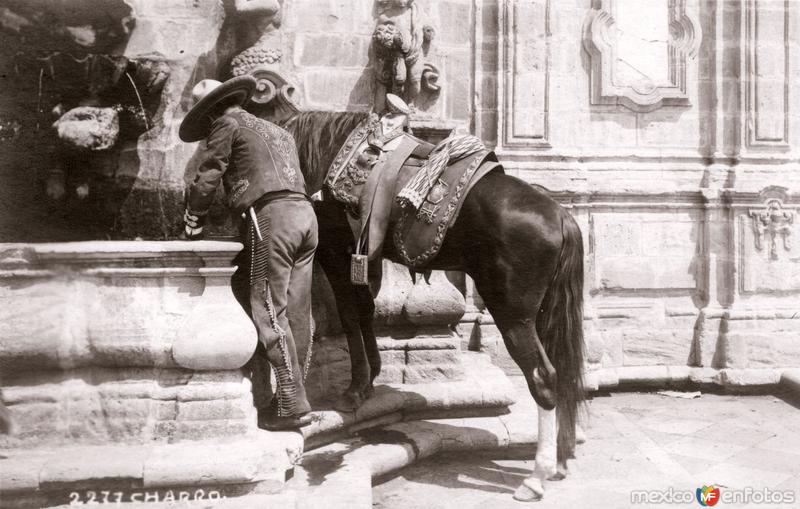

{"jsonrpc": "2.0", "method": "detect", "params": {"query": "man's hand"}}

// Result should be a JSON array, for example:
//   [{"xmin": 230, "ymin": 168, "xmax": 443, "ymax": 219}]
[{"xmin": 182, "ymin": 209, "xmax": 206, "ymax": 240}]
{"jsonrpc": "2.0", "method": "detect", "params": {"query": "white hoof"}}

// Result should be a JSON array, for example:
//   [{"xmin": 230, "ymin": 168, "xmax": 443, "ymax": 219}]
[
  {"xmin": 513, "ymin": 477, "xmax": 545, "ymax": 502},
  {"xmin": 549, "ymin": 462, "xmax": 567, "ymax": 481}
]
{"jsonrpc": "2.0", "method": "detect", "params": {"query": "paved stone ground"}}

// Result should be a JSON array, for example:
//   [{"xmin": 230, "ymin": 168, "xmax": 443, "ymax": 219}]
[{"xmin": 373, "ymin": 376, "xmax": 800, "ymax": 509}]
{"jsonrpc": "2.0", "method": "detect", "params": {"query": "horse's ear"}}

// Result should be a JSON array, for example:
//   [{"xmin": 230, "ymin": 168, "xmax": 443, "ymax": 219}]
[{"xmin": 247, "ymin": 67, "xmax": 301, "ymax": 123}]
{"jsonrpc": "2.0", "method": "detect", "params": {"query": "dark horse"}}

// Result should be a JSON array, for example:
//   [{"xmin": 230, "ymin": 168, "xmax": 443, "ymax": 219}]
[{"xmin": 280, "ymin": 112, "xmax": 585, "ymax": 499}]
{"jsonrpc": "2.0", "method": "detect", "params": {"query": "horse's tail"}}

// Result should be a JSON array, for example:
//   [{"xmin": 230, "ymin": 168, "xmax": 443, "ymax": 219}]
[{"xmin": 536, "ymin": 209, "xmax": 585, "ymax": 461}]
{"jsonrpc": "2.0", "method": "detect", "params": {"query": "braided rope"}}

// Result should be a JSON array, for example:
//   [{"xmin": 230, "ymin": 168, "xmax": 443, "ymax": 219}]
[{"xmin": 396, "ymin": 135, "xmax": 485, "ymax": 209}]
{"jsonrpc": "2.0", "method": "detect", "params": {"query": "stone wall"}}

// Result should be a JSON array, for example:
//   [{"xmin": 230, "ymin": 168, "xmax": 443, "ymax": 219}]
[
  {"xmin": 479, "ymin": 0, "xmax": 800, "ymax": 381},
  {"xmin": 1, "ymin": 0, "xmax": 797, "ymax": 381},
  {"xmin": 0, "ymin": 0, "xmax": 475, "ymax": 241}
]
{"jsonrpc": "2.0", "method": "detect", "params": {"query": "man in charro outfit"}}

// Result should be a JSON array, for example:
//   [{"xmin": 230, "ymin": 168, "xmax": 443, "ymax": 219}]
[{"xmin": 179, "ymin": 76, "xmax": 316, "ymax": 430}]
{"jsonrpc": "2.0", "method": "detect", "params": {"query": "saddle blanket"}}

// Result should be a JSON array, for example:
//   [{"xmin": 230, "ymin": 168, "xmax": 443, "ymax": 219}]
[{"xmin": 390, "ymin": 150, "xmax": 502, "ymax": 269}]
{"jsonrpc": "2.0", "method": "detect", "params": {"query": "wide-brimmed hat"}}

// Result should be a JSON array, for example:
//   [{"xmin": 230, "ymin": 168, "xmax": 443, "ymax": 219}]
[{"xmin": 179, "ymin": 76, "xmax": 257, "ymax": 142}]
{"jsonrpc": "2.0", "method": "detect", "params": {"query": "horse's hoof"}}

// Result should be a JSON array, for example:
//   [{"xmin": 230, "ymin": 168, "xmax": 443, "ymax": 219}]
[
  {"xmin": 548, "ymin": 460, "xmax": 568, "ymax": 481},
  {"xmin": 513, "ymin": 477, "xmax": 544, "ymax": 502}
]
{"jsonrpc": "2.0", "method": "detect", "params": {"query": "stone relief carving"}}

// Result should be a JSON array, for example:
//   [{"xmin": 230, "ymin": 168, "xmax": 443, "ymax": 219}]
[
  {"xmin": 582, "ymin": 0, "xmax": 701, "ymax": 112},
  {"xmin": 1, "ymin": 1, "xmax": 169, "ymax": 202},
  {"xmin": 372, "ymin": 0, "xmax": 439, "ymax": 112},
  {"xmin": 229, "ymin": 0, "xmax": 300, "ymax": 122},
  {"xmin": 749, "ymin": 198, "xmax": 795, "ymax": 260},
  {"xmin": 230, "ymin": 0, "xmax": 283, "ymax": 79}
]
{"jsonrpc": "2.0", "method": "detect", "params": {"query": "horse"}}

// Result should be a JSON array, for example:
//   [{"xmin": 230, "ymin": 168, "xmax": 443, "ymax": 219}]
[{"xmin": 279, "ymin": 111, "xmax": 585, "ymax": 500}]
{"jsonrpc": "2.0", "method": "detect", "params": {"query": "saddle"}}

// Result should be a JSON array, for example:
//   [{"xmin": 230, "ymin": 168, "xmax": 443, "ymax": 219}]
[{"xmin": 324, "ymin": 101, "xmax": 503, "ymax": 282}]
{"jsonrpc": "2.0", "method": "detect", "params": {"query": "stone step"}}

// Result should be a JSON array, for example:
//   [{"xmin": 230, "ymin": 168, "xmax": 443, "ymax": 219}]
[
  {"xmin": 1, "ymin": 352, "xmax": 520, "ymax": 508},
  {"xmin": 299, "ymin": 352, "xmax": 517, "ymax": 449},
  {"xmin": 0, "ymin": 431, "xmax": 302, "ymax": 509}
]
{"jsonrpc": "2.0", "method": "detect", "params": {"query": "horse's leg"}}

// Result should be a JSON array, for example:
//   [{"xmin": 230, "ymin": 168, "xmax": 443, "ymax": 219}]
[
  {"xmin": 355, "ymin": 284, "xmax": 380, "ymax": 394},
  {"xmin": 513, "ymin": 405, "xmax": 558, "ymax": 501},
  {"xmin": 317, "ymin": 251, "xmax": 373, "ymax": 411},
  {"xmin": 360, "ymin": 259, "xmax": 383, "ymax": 392},
  {"xmin": 313, "ymin": 199, "xmax": 375, "ymax": 411},
  {"xmin": 469, "ymin": 241, "xmax": 561, "ymax": 500}
]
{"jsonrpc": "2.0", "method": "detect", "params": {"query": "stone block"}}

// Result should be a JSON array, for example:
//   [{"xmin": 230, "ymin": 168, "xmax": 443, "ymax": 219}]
[
  {"xmin": 476, "ymin": 109, "xmax": 498, "ymax": 146},
  {"xmin": 175, "ymin": 399, "xmax": 249, "ymax": 421},
  {"xmin": 406, "ymin": 349, "xmax": 460, "ymax": 366},
  {"xmin": 1, "ymin": 401, "xmax": 63, "ymax": 445},
  {"xmin": 39, "ymin": 446, "xmax": 149, "ymax": 489},
  {"xmin": 283, "ymin": 0, "xmax": 360, "ymax": 32},
  {"xmin": 403, "ymin": 271, "xmax": 466, "ymax": 326},
  {"xmin": 373, "ymin": 366, "xmax": 403, "ymax": 385},
  {"xmin": 596, "ymin": 256, "xmax": 697, "ymax": 290},
  {"xmin": 349, "ymin": 442, "xmax": 416, "ymax": 479},
  {"xmin": 616, "ymin": 365, "xmax": 671, "ymax": 385},
  {"xmin": 444, "ymin": 50, "xmax": 472, "ymax": 121},
  {"xmin": 174, "ymin": 379, "xmax": 249, "ymax": 402},
  {"xmin": 304, "ymin": 70, "xmax": 373, "ymax": 110},
  {"xmin": 622, "ymin": 330, "xmax": 693, "ymax": 366},
  {"xmin": 403, "ymin": 364, "xmax": 464, "ymax": 384},
  {"xmin": 584, "ymin": 324, "xmax": 605, "ymax": 364},
  {"xmin": 638, "ymin": 113, "xmax": 701, "ymax": 148},
  {"xmin": 153, "ymin": 400, "xmax": 178, "ymax": 421},
  {"xmin": 379, "ymin": 350, "xmax": 406, "ymax": 367},
  {"xmin": 125, "ymin": 0, "xmax": 221, "ymax": 18},
  {"xmin": 401, "ymin": 337, "xmax": 459, "ymax": 350},
  {"xmin": 0, "ymin": 454, "xmax": 43, "ymax": 491},
  {"xmin": 715, "ymin": 368, "xmax": 782, "ymax": 386},
  {"xmin": 571, "ymin": 112, "xmax": 638, "ymax": 148},
  {"xmin": 125, "ymin": 16, "xmax": 223, "ymax": 60},
  {"xmin": 435, "ymin": 1, "xmax": 474, "ymax": 46},
  {"xmin": 143, "ymin": 441, "xmax": 263, "ymax": 488},
  {"xmin": 297, "ymin": 34, "xmax": 370, "ymax": 68}
]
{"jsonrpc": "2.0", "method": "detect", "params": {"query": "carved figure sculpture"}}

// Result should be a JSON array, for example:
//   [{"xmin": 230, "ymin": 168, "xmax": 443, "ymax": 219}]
[
  {"xmin": 750, "ymin": 199, "xmax": 795, "ymax": 260},
  {"xmin": 372, "ymin": 0, "xmax": 425, "ymax": 111}
]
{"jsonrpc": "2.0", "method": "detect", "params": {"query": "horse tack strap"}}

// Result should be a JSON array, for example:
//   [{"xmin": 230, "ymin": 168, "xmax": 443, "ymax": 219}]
[{"xmin": 356, "ymin": 135, "xmax": 421, "ymax": 260}]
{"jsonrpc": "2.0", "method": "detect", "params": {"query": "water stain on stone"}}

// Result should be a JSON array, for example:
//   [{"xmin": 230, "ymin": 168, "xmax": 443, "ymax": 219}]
[{"xmin": 299, "ymin": 447, "xmax": 353, "ymax": 486}]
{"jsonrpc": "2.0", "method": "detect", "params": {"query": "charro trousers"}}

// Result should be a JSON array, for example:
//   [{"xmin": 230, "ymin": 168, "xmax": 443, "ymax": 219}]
[{"xmin": 232, "ymin": 197, "xmax": 318, "ymax": 416}]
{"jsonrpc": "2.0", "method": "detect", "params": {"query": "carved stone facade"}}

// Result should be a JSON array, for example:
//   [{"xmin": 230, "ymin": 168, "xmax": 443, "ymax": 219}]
[
  {"xmin": 0, "ymin": 0, "xmax": 797, "ymax": 503},
  {"xmin": 487, "ymin": 0, "xmax": 800, "ymax": 384}
]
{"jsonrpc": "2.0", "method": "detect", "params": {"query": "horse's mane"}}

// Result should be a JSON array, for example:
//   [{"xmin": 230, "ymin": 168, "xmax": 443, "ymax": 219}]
[{"xmin": 279, "ymin": 111, "xmax": 369, "ymax": 194}]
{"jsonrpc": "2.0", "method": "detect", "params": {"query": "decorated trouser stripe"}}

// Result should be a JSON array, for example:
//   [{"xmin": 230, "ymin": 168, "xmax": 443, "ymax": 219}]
[
  {"xmin": 235, "ymin": 197, "xmax": 318, "ymax": 418},
  {"xmin": 250, "ymin": 215, "xmax": 296, "ymax": 416}
]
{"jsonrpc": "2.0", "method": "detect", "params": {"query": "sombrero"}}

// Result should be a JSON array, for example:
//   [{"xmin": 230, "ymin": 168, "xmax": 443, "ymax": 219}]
[{"xmin": 179, "ymin": 76, "xmax": 257, "ymax": 142}]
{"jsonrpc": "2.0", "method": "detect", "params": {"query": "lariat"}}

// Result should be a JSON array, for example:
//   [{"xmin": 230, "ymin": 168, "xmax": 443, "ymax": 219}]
[{"xmin": 396, "ymin": 135, "xmax": 485, "ymax": 210}]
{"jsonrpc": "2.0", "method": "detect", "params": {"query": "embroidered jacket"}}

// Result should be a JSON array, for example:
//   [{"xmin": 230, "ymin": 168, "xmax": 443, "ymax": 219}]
[{"xmin": 187, "ymin": 109, "xmax": 306, "ymax": 217}]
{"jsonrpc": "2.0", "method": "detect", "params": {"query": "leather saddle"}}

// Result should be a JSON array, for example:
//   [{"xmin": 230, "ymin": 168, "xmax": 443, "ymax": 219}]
[{"xmin": 323, "ymin": 97, "xmax": 502, "ymax": 279}]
